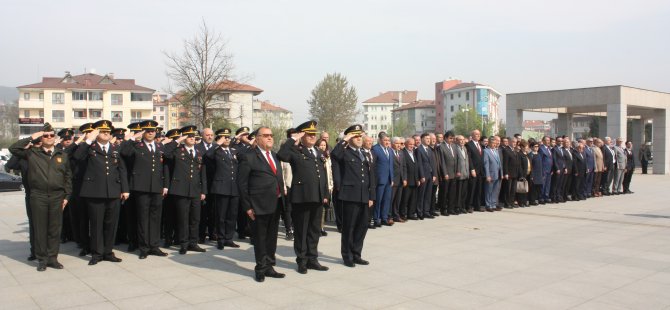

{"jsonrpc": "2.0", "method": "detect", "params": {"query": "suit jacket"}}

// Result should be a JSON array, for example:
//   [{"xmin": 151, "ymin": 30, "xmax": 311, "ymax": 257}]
[
  {"xmin": 238, "ymin": 148, "xmax": 284, "ymax": 215},
  {"xmin": 402, "ymin": 148, "xmax": 420, "ymax": 186},
  {"xmin": 601, "ymin": 145, "xmax": 614, "ymax": 169},
  {"xmin": 204, "ymin": 145, "xmax": 239, "ymax": 196},
  {"xmin": 276, "ymin": 138, "xmax": 328, "ymax": 204},
  {"xmin": 195, "ymin": 141, "xmax": 216, "ymax": 190},
  {"xmin": 371, "ymin": 144, "xmax": 393, "ymax": 185},
  {"xmin": 417, "ymin": 144, "xmax": 437, "ymax": 181},
  {"xmin": 164, "ymin": 143, "xmax": 207, "ymax": 198},
  {"xmin": 391, "ymin": 149, "xmax": 407, "ymax": 185},
  {"xmin": 563, "ymin": 147, "xmax": 574, "ymax": 174},
  {"xmin": 331, "ymin": 141, "xmax": 376, "ymax": 203},
  {"xmin": 465, "ymin": 140, "xmax": 484, "ymax": 176},
  {"xmin": 572, "ymin": 149, "xmax": 587, "ymax": 177},
  {"xmin": 530, "ymin": 152, "xmax": 544, "ymax": 184},
  {"xmin": 614, "ymin": 146, "xmax": 627, "ymax": 170},
  {"xmin": 120, "ymin": 139, "xmax": 168, "ymax": 193},
  {"xmin": 438, "ymin": 142, "xmax": 458, "ymax": 179},
  {"xmin": 501, "ymin": 146, "xmax": 519, "ymax": 178},
  {"xmin": 593, "ymin": 146, "xmax": 604, "ymax": 172},
  {"xmin": 517, "ymin": 151, "xmax": 530, "ymax": 179},
  {"xmin": 539, "ymin": 144, "xmax": 553, "ymax": 174},
  {"xmin": 483, "ymin": 147, "xmax": 503, "ymax": 180},
  {"xmin": 551, "ymin": 146, "xmax": 566, "ymax": 173},
  {"xmin": 74, "ymin": 141, "xmax": 129, "ymax": 199},
  {"xmin": 625, "ymin": 148, "xmax": 635, "ymax": 170},
  {"xmin": 584, "ymin": 146, "xmax": 595, "ymax": 172},
  {"xmin": 455, "ymin": 145, "xmax": 471, "ymax": 180}
]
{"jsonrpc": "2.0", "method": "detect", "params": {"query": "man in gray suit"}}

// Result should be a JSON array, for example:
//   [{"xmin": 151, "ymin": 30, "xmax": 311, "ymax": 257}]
[
  {"xmin": 613, "ymin": 137, "xmax": 627, "ymax": 195},
  {"xmin": 455, "ymin": 135, "xmax": 471, "ymax": 214},
  {"xmin": 483, "ymin": 136, "xmax": 503, "ymax": 212},
  {"xmin": 437, "ymin": 131, "xmax": 458, "ymax": 215}
]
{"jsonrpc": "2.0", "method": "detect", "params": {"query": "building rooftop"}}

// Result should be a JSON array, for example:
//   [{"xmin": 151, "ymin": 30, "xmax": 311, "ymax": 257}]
[
  {"xmin": 392, "ymin": 100, "xmax": 435, "ymax": 112},
  {"xmin": 259, "ymin": 100, "xmax": 290, "ymax": 113},
  {"xmin": 363, "ymin": 90, "xmax": 418, "ymax": 104},
  {"xmin": 208, "ymin": 80, "xmax": 263, "ymax": 94},
  {"xmin": 18, "ymin": 72, "xmax": 154, "ymax": 92}
]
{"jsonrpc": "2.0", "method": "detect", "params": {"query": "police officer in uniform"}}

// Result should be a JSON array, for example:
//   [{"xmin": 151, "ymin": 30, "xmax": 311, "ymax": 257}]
[
  {"xmin": 277, "ymin": 121, "xmax": 329, "ymax": 274},
  {"xmin": 74, "ymin": 120, "xmax": 129, "ymax": 265},
  {"xmin": 56, "ymin": 128, "xmax": 78, "ymax": 244},
  {"xmin": 330, "ymin": 125, "xmax": 376, "ymax": 267},
  {"xmin": 119, "ymin": 122, "xmax": 143, "ymax": 251},
  {"xmin": 72, "ymin": 123, "xmax": 94, "ymax": 256},
  {"xmin": 120, "ymin": 120, "xmax": 169, "ymax": 259},
  {"xmin": 205, "ymin": 128, "xmax": 242, "ymax": 250},
  {"xmin": 232, "ymin": 126, "xmax": 253, "ymax": 240},
  {"xmin": 10, "ymin": 123, "xmax": 73, "ymax": 271},
  {"xmin": 161, "ymin": 129, "xmax": 181, "ymax": 248},
  {"xmin": 163, "ymin": 126, "xmax": 208, "ymax": 254}
]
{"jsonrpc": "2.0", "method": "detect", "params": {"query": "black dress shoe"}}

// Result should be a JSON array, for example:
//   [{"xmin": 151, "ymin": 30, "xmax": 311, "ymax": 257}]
[
  {"xmin": 265, "ymin": 269, "xmax": 286, "ymax": 278},
  {"xmin": 27, "ymin": 255, "xmax": 37, "ymax": 261},
  {"xmin": 37, "ymin": 261, "xmax": 47, "ymax": 272},
  {"xmin": 353, "ymin": 257, "xmax": 369, "ymax": 265},
  {"xmin": 79, "ymin": 249, "xmax": 89, "ymax": 257},
  {"xmin": 430, "ymin": 212, "xmax": 440, "ymax": 217},
  {"xmin": 179, "ymin": 248, "xmax": 187, "ymax": 255},
  {"xmin": 187, "ymin": 245, "xmax": 206, "ymax": 253},
  {"xmin": 306, "ymin": 261, "xmax": 329, "ymax": 271},
  {"xmin": 88, "ymin": 258, "xmax": 99, "ymax": 265},
  {"xmin": 128, "ymin": 244, "xmax": 138, "ymax": 252},
  {"xmin": 407, "ymin": 216, "xmax": 418, "ymax": 220},
  {"xmin": 217, "ymin": 243, "xmax": 224, "ymax": 250},
  {"xmin": 320, "ymin": 229, "xmax": 328, "ymax": 236},
  {"xmin": 139, "ymin": 251, "xmax": 148, "ymax": 259},
  {"xmin": 381, "ymin": 221, "xmax": 392, "ymax": 226},
  {"xmin": 297, "ymin": 265, "xmax": 308, "ymax": 274},
  {"xmin": 286, "ymin": 231, "xmax": 294, "ymax": 240},
  {"xmin": 47, "ymin": 261, "xmax": 64, "ymax": 269},
  {"xmin": 440, "ymin": 211, "xmax": 450, "ymax": 216},
  {"xmin": 149, "ymin": 249, "xmax": 168, "ymax": 256},
  {"xmin": 374, "ymin": 222, "xmax": 382, "ymax": 227},
  {"xmin": 343, "ymin": 260, "xmax": 355, "ymax": 267},
  {"xmin": 424, "ymin": 214, "xmax": 435, "ymax": 219},
  {"xmin": 223, "ymin": 241, "xmax": 240, "ymax": 248},
  {"xmin": 255, "ymin": 273, "xmax": 265, "ymax": 282},
  {"xmin": 368, "ymin": 224, "xmax": 376, "ymax": 229},
  {"xmin": 103, "ymin": 254, "xmax": 122, "ymax": 262},
  {"xmin": 163, "ymin": 241, "xmax": 172, "ymax": 249}
]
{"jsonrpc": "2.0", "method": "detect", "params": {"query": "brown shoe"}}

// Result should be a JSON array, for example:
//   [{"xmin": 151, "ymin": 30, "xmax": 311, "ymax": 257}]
[
  {"xmin": 387, "ymin": 219, "xmax": 394, "ymax": 225},
  {"xmin": 495, "ymin": 207, "xmax": 503, "ymax": 211}
]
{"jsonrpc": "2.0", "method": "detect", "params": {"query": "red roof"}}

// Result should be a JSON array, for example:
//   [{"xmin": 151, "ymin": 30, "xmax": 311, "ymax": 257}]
[
  {"xmin": 363, "ymin": 91, "xmax": 418, "ymax": 103},
  {"xmin": 18, "ymin": 73, "xmax": 154, "ymax": 92},
  {"xmin": 208, "ymin": 80, "xmax": 263, "ymax": 94},
  {"xmin": 392, "ymin": 100, "xmax": 435, "ymax": 112},
  {"xmin": 259, "ymin": 101, "xmax": 290, "ymax": 113},
  {"xmin": 444, "ymin": 83, "xmax": 484, "ymax": 91}
]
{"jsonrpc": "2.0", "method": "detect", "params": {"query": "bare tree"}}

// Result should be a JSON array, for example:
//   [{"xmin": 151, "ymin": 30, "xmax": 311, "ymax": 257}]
[{"xmin": 164, "ymin": 20, "xmax": 237, "ymax": 128}]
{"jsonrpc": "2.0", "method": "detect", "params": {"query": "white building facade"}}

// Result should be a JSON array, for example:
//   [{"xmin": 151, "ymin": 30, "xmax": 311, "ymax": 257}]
[
  {"xmin": 392, "ymin": 100, "xmax": 436, "ymax": 135},
  {"xmin": 362, "ymin": 90, "xmax": 417, "ymax": 138},
  {"xmin": 442, "ymin": 83, "xmax": 501, "ymax": 133}
]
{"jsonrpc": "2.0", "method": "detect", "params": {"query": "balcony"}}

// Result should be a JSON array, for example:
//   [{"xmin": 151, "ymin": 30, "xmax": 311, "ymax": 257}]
[
  {"xmin": 71, "ymin": 100, "xmax": 103, "ymax": 109},
  {"xmin": 18, "ymin": 99, "xmax": 44, "ymax": 109},
  {"xmin": 18, "ymin": 118, "xmax": 44, "ymax": 125}
]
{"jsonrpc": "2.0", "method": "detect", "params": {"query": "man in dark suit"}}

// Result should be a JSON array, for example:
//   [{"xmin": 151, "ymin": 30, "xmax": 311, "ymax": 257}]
[
  {"xmin": 400, "ymin": 137, "xmax": 420, "ymax": 220},
  {"xmin": 233, "ymin": 126, "xmax": 253, "ymax": 240},
  {"xmin": 390, "ymin": 137, "xmax": 407, "ymax": 222},
  {"xmin": 623, "ymin": 141, "xmax": 635, "ymax": 194},
  {"xmin": 550, "ymin": 137, "xmax": 566, "ymax": 203},
  {"xmin": 416, "ymin": 133, "xmax": 437, "ymax": 219},
  {"xmin": 331, "ymin": 125, "xmax": 376, "ymax": 267},
  {"xmin": 239, "ymin": 126, "xmax": 286, "ymax": 282},
  {"xmin": 161, "ymin": 129, "xmax": 181, "ymax": 248},
  {"xmin": 371, "ymin": 133, "xmax": 394, "ymax": 227},
  {"xmin": 119, "ymin": 120, "xmax": 169, "ymax": 259},
  {"xmin": 163, "ymin": 125, "xmax": 208, "ymax": 254},
  {"xmin": 538, "ymin": 136, "xmax": 553, "ymax": 204},
  {"xmin": 583, "ymin": 138, "xmax": 596, "ymax": 199},
  {"xmin": 118, "ymin": 122, "xmax": 142, "ymax": 252},
  {"xmin": 562, "ymin": 138, "xmax": 574, "ymax": 201},
  {"xmin": 465, "ymin": 130, "xmax": 485, "ymax": 212},
  {"xmin": 500, "ymin": 137, "xmax": 520, "ymax": 208},
  {"xmin": 205, "ymin": 128, "xmax": 242, "ymax": 250},
  {"xmin": 571, "ymin": 143, "xmax": 587, "ymax": 201},
  {"xmin": 277, "ymin": 120, "xmax": 329, "ymax": 274},
  {"xmin": 437, "ymin": 131, "xmax": 458, "ymax": 215},
  {"xmin": 74, "ymin": 120, "xmax": 129, "ymax": 265},
  {"xmin": 195, "ymin": 128, "xmax": 217, "ymax": 243},
  {"xmin": 361, "ymin": 136, "xmax": 377, "ymax": 229}
]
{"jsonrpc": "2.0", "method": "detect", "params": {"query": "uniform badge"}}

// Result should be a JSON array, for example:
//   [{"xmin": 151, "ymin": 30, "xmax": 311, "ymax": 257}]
[{"xmin": 56, "ymin": 157, "xmax": 62, "ymax": 163}]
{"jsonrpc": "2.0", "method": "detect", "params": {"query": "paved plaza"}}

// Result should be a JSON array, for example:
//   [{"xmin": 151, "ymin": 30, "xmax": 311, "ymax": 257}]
[{"xmin": 1, "ymin": 172, "xmax": 669, "ymax": 309}]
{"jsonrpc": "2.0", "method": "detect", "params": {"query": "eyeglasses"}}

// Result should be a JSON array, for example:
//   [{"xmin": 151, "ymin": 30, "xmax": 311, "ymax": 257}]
[
  {"xmin": 260, "ymin": 134, "xmax": 274, "ymax": 138},
  {"xmin": 43, "ymin": 134, "xmax": 55, "ymax": 138},
  {"xmin": 145, "ymin": 129, "xmax": 156, "ymax": 133}
]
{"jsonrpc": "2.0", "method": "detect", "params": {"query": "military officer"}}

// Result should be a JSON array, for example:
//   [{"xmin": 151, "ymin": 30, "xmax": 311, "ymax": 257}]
[
  {"xmin": 120, "ymin": 120, "xmax": 169, "ymax": 259},
  {"xmin": 9, "ymin": 123, "xmax": 73, "ymax": 271},
  {"xmin": 277, "ymin": 120, "xmax": 329, "ymax": 274},
  {"xmin": 330, "ymin": 125, "xmax": 376, "ymax": 267},
  {"xmin": 119, "ymin": 122, "xmax": 143, "ymax": 251},
  {"xmin": 161, "ymin": 129, "xmax": 181, "ymax": 248},
  {"xmin": 74, "ymin": 120, "xmax": 129, "ymax": 265},
  {"xmin": 164, "ymin": 125, "xmax": 208, "ymax": 254}
]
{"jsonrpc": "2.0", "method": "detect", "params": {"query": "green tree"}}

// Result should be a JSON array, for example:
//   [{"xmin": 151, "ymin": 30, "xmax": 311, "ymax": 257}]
[
  {"xmin": 588, "ymin": 117, "xmax": 599, "ymax": 137},
  {"xmin": 452, "ymin": 108, "xmax": 493, "ymax": 136},
  {"xmin": 307, "ymin": 73, "xmax": 358, "ymax": 136},
  {"xmin": 391, "ymin": 116, "xmax": 411, "ymax": 137},
  {"xmin": 496, "ymin": 121, "xmax": 507, "ymax": 137}
]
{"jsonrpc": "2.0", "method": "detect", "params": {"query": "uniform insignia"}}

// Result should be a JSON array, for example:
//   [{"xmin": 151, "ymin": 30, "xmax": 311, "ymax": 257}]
[{"xmin": 56, "ymin": 157, "xmax": 62, "ymax": 163}]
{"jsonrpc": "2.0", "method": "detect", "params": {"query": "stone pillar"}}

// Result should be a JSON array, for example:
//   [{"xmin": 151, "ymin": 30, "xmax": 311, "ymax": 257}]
[
  {"xmin": 606, "ymin": 103, "xmax": 627, "ymax": 141},
  {"xmin": 631, "ymin": 119, "xmax": 644, "ymax": 168},
  {"xmin": 506, "ymin": 108, "xmax": 523, "ymax": 138},
  {"xmin": 652, "ymin": 109, "xmax": 669, "ymax": 174},
  {"xmin": 598, "ymin": 117, "xmax": 608, "ymax": 138},
  {"xmin": 555, "ymin": 113, "xmax": 573, "ymax": 138}
]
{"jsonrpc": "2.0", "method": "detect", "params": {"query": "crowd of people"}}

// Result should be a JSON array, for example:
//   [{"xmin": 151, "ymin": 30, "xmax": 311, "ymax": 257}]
[{"xmin": 6, "ymin": 119, "xmax": 640, "ymax": 282}]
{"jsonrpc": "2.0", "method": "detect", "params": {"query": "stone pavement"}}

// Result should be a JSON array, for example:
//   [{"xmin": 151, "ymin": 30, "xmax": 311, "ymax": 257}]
[{"xmin": 1, "ymin": 173, "xmax": 670, "ymax": 309}]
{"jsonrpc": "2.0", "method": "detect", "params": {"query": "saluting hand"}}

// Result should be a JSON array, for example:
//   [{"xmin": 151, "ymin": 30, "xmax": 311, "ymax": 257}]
[
  {"xmin": 61, "ymin": 199, "xmax": 68, "ymax": 210},
  {"xmin": 31, "ymin": 131, "xmax": 44, "ymax": 140},
  {"xmin": 176, "ymin": 135, "xmax": 188, "ymax": 143}
]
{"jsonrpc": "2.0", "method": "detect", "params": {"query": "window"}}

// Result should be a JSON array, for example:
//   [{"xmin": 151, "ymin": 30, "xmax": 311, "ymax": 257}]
[
  {"xmin": 458, "ymin": 92, "xmax": 461, "ymax": 98},
  {"xmin": 24, "ymin": 93, "xmax": 30, "ymax": 100},
  {"xmin": 450, "ymin": 106, "xmax": 454, "ymax": 112},
  {"xmin": 39, "ymin": 93, "xmax": 44, "ymax": 100},
  {"xmin": 450, "ymin": 117, "xmax": 454, "ymax": 124},
  {"xmin": 39, "ymin": 110, "xmax": 44, "ymax": 118},
  {"xmin": 24, "ymin": 110, "xmax": 30, "ymax": 117},
  {"xmin": 153, "ymin": 116, "xmax": 156, "ymax": 120},
  {"xmin": 52, "ymin": 93, "xmax": 64, "ymax": 104},
  {"xmin": 21, "ymin": 127, "xmax": 38, "ymax": 135},
  {"xmin": 131, "ymin": 111, "xmax": 142, "ymax": 119},
  {"xmin": 73, "ymin": 110, "xmax": 87, "ymax": 119},
  {"xmin": 89, "ymin": 109, "xmax": 102, "ymax": 118},
  {"xmin": 450, "ymin": 94, "xmax": 454, "ymax": 100},
  {"xmin": 160, "ymin": 116, "xmax": 164, "ymax": 121},
  {"xmin": 130, "ymin": 93, "xmax": 152, "ymax": 101},
  {"xmin": 111, "ymin": 94, "xmax": 123, "ymax": 105},
  {"xmin": 179, "ymin": 112, "xmax": 187, "ymax": 118},
  {"xmin": 52, "ymin": 110, "xmax": 65, "ymax": 122},
  {"xmin": 466, "ymin": 92, "xmax": 470, "ymax": 101},
  {"xmin": 72, "ymin": 91, "xmax": 87, "ymax": 101},
  {"xmin": 111, "ymin": 111, "xmax": 123, "ymax": 122},
  {"xmin": 88, "ymin": 91, "xmax": 103, "ymax": 101},
  {"xmin": 218, "ymin": 93, "xmax": 231, "ymax": 102},
  {"xmin": 159, "ymin": 107, "xmax": 164, "ymax": 112},
  {"xmin": 171, "ymin": 112, "xmax": 176, "ymax": 117}
]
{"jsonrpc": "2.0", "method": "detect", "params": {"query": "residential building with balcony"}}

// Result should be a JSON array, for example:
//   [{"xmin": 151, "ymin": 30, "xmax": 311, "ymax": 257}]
[
  {"xmin": 392, "ymin": 100, "xmax": 436, "ymax": 135},
  {"xmin": 362, "ymin": 90, "xmax": 417, "ymax": 138},
  {"xmin": 17, "ymin": 71, "xmax": 154, "ymax": 138},
  {"xmin": 252, "ymin": 100, "xmax": 293, "ymax": 129},
  {"xmin": 441, "ymin": 81, "xmax": 501, "ymax": 133}
]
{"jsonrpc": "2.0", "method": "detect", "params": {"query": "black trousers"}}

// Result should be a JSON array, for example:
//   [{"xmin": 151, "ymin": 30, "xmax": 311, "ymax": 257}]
[
  {"xmin": 333, "ymin": 190, "xmax": 343, "ymax": 230},
  {"xmin": 87, "ymin": 198, "xmax": 121, "ymax": 259},
  {"xmin": 162, "ymin": 195, "xmax": 177, "ymax": 244},
  {"xmin": 341, "ymin": 201, "xmax": 370, "ymax": 262},
  {"xmin": 431, "ymin": 184, "xmax": 438, "ymax": 213},
  {"xmin": 199, "ymin": 193, "xmax": 216, "ymax": 240},
  {"xmin": 280, "ymin": 189, "xmax": 293, "ymax": 232},
  {"xmin": 641, "ymin": 160, "xmax": 648, "ymax": 174},
  {"xmin": 400, "ymin": 186, "xmax": 417, "ymax": 218},
  {"xmin": 215, "ymin": 194, "xmax": 239, "ymax": 242},
  {"xmin": 236, "ymin": 203, "xmax": 251, "ymax": 238},
  {"xmin": 24, "ymin": 191, "xmax": 35, "ymax": 257},
  {"xmin": 123, "ymin": 194, "xmax": 138, "ymax": 246},
  {"xmin": 30, "ymin": 191, "xmax": 64, "ymax": 262},
  {"xmin": 468, "ymin": 176, "xmax": 485, "ymax": 210},
  {"xmin": 456, "ymin": 179, "xmax": 468, "ymax": 211},
  {"xmin": 391, "ymin": 185, "xmax": 403, "ymax": 220},
  {"xmin": 447, "ymin": 179, "xmax": 458, "ymax": 213},
  {"xmin": 71, "ymin": 193, "xmax": 89, "ymax": 249},
  {"xmin": 135, "ymin": 191, "xmax": 163, "ymax": 252},
  {"xmin": 551, "ymin": 173, "xmax": 563, "ymax": 201},
  {"xmin": 506, "ymin": 177, "xmax": 517, "ymax": 206},
  {"xmin": 174, "ymin": 196, "xmax": 201, "ymax": 248},
  {"xmin": 571, "ymin": 175, "xmax": 584, "ymax": 200},
  {"xmin": 437, "ymin": 179, "xmax": 449, "ymax": 212},
  {"xmin": 418, "ymin": 179, "xmax": 434, "ymax": 217},
  {"xmin": 562, "ymin": 174, "xmax": 573, "ymax": 200},
  {"xmin": 252, "ymin": 207, "xmax": 280, "ymax": 274},
  {"xmin": 291, "ymin": 203, "xmax": 323, "ymax": 266},
  {"xmin": 61, "ymin": 202, "xmax": 74, "ymax": 242},
  {"xmin": 623, "ymin": 170, "xmax": 634, "ymax": 191}
]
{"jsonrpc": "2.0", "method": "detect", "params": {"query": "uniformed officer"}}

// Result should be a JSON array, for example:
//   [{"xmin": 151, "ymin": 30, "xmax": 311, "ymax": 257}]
[
  {"xmin": 112, "ymin": 128, "xmax": 127, "ymax": 145},
  {"xmin": 9, "ymin": 123, "xmax": 73, "ymax": 271},
  {"xmin": 330, "ymin": 125, "xmax": 376, "ymax": 267},
  {"xmin": 120, "ymin": 120, "xmax": 169, "ymax": 259},
  {"xmin": 196, "ymin": 128, "xmax": 217, "ymax": 244},
  {"xmin": 74, "ymin": 120, "xmax": 129, "ymax": 265},
  {"xmin": 205, "ymin": 128, "xmax": 241, "ymax": 250},
  {"xmin": 118, "ymin": 122, "xmax": 143, "ymax": 251},
  {"xmin": 277, "ymin": 120, "xmax": 329, "ymax": 274},
  {"xmin": 73, "ymin": 123, "xmax": 94, "ymax": 256},
  {"xmin": 233, "ymin": 126, "xmax": 253, "ymax": 240},
  {"xmin": 56, "ymin": 128, "xmax": 78, "ymax": 244},
  {"xmin": 163, "ymin": 125, "xmax": 207, "ymax": 254},
  {"xmin": 161, "ymin": 129, "xmax": 181, "ymax": 248}
]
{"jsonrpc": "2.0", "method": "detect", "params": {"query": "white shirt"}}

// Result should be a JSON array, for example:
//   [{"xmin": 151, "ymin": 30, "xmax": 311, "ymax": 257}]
[
  {"xmin": 261, "ymin": 148, "xmax": 277, "ymax": 168},
  {"xmin": 98, "ymin": 142, "xmax": 110, "ymax": 153},
  {"xmin": 184, "ymin": 146, "xmax": 196, "ymax": 158},
  {"xmin": 144, "ymin": 140, "xmax": 156, "ymax": 152},
  {"xmin": 406, "ymin": 149, "xmax": 415, "ymax": 162}
]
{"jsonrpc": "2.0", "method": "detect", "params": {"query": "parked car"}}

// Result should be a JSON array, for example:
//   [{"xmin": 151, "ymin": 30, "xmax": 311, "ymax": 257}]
[{"xmin": 0, "ymin": 172, "xmax": 23, "ymax": 192}]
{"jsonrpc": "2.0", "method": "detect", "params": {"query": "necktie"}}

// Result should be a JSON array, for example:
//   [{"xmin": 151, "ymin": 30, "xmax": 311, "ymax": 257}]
[
  {"xmin": 309, "ymin": 148, "xmax": 315, "ymax": 157},
  {"xmin": 476, "ymin": 142, "xmax": 481, "ymax": 155},
  {"xmin": 103, "ymin": 145, "xmax": 107, "ymax": 154},
  {"xmin": 395, "ymin": 150, "xmax": 399, "ymax": 160},
  {"xmin": 206, "ymin": 143, "xmax": 210, "ymax": 150},
  {"xmin": 266, "ymin": 151, "xmax": 277, "ymax": 175},
  {"xmin": 224, "ymin": 149, "xmax": 231, "ymax": 159},
  {"xmin": 47, "ymin": 150, "xmax": 52, "ymax": 157},
  {"xmin": 357, "ymin": 149, "xmax": 365, "ymax": 161},
  {"xmin": 149, "ymin": 143, "xmax": 154, "ymax": 154},
  {"xmin": 189, "ymin": 149, "xmax": 194, "ymax": 158}
]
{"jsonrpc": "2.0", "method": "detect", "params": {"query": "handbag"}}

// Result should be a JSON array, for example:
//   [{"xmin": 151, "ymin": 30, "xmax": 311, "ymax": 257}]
[{"xmin": 516, "ymin": 178, "xmax": 529, "ymax": 194}]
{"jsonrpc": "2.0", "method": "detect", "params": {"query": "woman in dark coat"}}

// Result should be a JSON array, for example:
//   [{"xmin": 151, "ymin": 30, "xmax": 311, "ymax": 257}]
[
  {"xmin": 516, "ymin": 140, "xmax": 531, "ymax": 207},
  {"xmin": 528, "ymin": 141, "xmax": 545, "ymax": 205}
]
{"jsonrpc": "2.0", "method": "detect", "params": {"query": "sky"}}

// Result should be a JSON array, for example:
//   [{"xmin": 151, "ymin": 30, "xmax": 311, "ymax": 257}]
[{"xmin": 2, "ymin": 0, "xmax": 669, "ymax": 125}]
